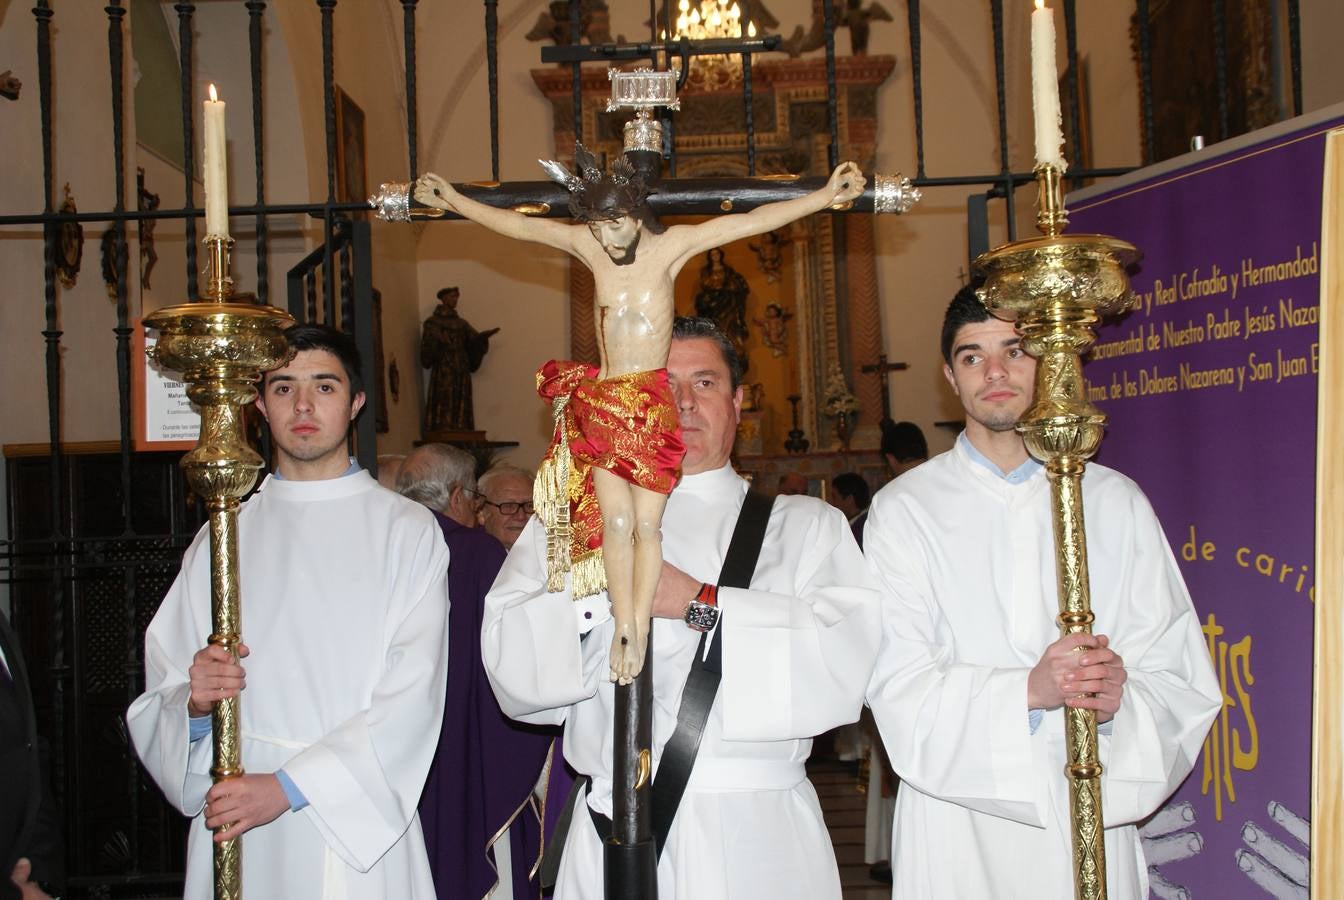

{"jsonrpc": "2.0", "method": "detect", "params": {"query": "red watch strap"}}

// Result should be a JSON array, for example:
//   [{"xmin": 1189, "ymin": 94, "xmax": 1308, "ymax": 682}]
[{"xmin": 695, "ymin": 582, "xmax": 719, "ymax": 608}]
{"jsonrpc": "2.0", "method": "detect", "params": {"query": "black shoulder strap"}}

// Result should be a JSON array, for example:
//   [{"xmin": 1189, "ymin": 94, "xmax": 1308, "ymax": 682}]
[{"xmin": 650, "ymin": 489, "xmax": 774, "ymax": 856}]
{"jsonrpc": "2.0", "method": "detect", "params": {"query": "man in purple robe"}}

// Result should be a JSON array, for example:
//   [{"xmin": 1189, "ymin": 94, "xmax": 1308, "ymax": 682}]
[{"xmin": 397, "ymin": 443, "xmax": 554, "ymax": 898}]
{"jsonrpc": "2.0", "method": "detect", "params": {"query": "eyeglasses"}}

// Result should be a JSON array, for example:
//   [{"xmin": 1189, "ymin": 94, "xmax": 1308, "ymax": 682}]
[{"xmin": 469, "ymin": 490, "xmax": 534, "ymax": 516}]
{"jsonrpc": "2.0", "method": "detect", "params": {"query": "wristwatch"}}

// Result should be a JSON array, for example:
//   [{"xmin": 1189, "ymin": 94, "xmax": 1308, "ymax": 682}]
[{"xmin": 684, "ymin": 582, "xmax": 721, "ymax": 633}]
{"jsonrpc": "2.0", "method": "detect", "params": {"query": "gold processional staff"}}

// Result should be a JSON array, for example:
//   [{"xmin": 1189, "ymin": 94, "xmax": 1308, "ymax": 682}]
[
  {"xmin": 146, "ymin": 84, "xmax": 295, "ymax": 900},
  {"xmin": 975, "ymin": 162, "xmax": 1140, "ymax": 900}
]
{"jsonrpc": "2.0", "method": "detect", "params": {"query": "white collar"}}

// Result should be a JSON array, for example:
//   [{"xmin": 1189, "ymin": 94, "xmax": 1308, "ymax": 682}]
[
  {"xmin": 256, "ymin": 468, "xmax": 377, "ymax": 502},
  {"xmin": 675, "ymin": 463, "xmax": 745, "ymax": 498}
]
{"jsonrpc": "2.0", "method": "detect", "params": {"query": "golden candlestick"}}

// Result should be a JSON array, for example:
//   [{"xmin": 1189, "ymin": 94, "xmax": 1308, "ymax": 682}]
[
  {"xmin": 973, "ymin": 164, "xmax": 1140, "ymax": 900},
  {"xmin": 144, "ymin": 237, "xmax": 294, "ymax": 899}
]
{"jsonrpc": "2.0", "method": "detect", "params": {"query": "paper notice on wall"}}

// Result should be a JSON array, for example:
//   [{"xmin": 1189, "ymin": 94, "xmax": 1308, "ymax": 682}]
[{"xmin": 142, "ymin": 331, "xmax": 201, "ymax": 444}]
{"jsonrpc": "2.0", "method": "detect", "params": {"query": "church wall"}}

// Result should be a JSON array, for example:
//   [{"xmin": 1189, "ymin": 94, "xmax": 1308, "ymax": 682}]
[
  {"xmin": 0, "ymin": 3, "xmax": 148, "ymax": 616},
  {"xmin": 0, "ymin": 5, "xmax": 134, "ymax": 449},
  {"xmin": 185, "ymin": 2, "xmax": 320, "ymax": 311},
  {"xmin": 1072, "ymin": 3, "xmax": 1142, "ymax": 171},
  {"xmin": 1302, "ymin": 0, "xmax": 1344, "ymax": 113},
  {"xmin": 0, "ymin": 7, "xmax": 315, "ymax": 430},
  {"xmin": 268, "ymin": 2, "xmax": 423, "ymax": 457},
  {"xmin": 408, "ymin": 1, "xmax": 572, "ymax": 470},
  {"xmin": 864, "ymin": 0, "xmax": 1031, "ymax": 457}
]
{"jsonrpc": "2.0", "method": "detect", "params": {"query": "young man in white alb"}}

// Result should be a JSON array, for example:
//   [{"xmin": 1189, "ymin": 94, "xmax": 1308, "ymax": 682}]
[{"xmin": 129, "ymin": 324, "xmax": 450, "ymax": 899}]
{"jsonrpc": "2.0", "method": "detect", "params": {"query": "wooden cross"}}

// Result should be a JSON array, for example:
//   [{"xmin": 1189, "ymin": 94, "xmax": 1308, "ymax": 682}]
[{"xmin": 860, "ymin": 353, "xmax": 909, "ymax": 423}]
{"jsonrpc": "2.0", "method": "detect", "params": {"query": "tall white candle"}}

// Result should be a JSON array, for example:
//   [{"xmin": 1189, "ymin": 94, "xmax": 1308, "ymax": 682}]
[
  {"xmin": 1030, "ymin": 0, "xmax": 1066, "ymax": 170},
  {"xmin": 203, "ymin": 84, "xmax": 229, "ymax": 238}
]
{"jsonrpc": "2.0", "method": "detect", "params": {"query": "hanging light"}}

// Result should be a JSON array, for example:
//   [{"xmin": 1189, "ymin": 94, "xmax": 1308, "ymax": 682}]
[{"xmin": 669, "ymin": 0, "xmax": 753, "ymax": 89}]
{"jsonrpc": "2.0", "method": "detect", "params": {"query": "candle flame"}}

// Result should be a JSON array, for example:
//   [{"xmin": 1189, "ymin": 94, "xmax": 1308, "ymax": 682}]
[
  {"xmin": 1034, "ymin": 0, "xmax": 1046, "ymax": 10},
  {"xmin": 208, "ymin": 83, "xmax": 218, "ymax": 102},
  {"xmin": 748, "ymin": 21, "xmax": 757, "ymax": 37}
]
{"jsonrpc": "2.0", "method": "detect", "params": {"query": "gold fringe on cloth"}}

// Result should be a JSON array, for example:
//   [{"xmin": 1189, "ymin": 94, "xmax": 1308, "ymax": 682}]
[
  {"xmin": 567, "ymin": 550, "xmax": 608, "ymax": 600},
  {"xmin": 535, "ymin": 397, "xmax": 573, "ymax": 593},
  {"xmin": 534, "ymin": 395, "xmax": 608, "ymax": 597}
]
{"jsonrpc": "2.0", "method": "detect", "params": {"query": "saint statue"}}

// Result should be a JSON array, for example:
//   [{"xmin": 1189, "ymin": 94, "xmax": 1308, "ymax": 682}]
[
  {"xmin": 753, "ymin": 302, "xmax": 794, "ymax": 357},
  {"xmin": 414, "ymin": 146, "xmax": 865, "ymax": 683},
  {"xmin": 420, "ymin": 286, "xmax": 499, "ymax": 435},
  {"xmin": 693, "ymin": 247, "xmax": 751, "ymax": 373}
]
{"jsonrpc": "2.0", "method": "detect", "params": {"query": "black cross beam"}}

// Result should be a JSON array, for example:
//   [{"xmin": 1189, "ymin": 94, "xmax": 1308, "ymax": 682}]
[
  {"xmin": 540, "ymin": 35, "xmax": 782, "ymax": 67},
  {"xmin": 404, "ymin": 175, "xmax": 905, "ymax": 219}
]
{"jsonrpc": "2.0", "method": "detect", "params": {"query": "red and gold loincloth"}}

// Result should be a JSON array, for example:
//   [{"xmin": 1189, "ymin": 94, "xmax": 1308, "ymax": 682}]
[{"xmin": 534, "ymin": 360, "xmax": 685, "ymax": 598}]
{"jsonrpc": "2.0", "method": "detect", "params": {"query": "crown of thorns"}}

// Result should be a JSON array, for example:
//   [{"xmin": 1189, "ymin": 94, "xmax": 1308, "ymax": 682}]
[{"xmin": 539, "ymin": 142, "xmax": 653, "ymax": 222}]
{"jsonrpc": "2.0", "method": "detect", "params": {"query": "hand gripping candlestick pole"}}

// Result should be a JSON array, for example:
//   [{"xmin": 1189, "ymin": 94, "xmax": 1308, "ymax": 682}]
[
  {"xmin": 973, "ymin": 164, "xmax": 1140, "ymax": 900},
  {"xmin": 144, "ymin": 236, "xmax": 294, "ymax": 899}
]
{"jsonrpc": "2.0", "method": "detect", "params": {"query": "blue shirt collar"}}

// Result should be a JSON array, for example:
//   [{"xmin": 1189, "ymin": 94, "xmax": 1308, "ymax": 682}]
[
  {"xmin": 271, "ymin": 458, "xmax": 362, "ymax": 481},
  {"xmin": 957, "ymin": 432, "xmax": 1042, "ymax": 485}
]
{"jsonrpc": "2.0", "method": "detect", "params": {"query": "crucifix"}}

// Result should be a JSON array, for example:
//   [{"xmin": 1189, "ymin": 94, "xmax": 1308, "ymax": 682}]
[
  {"xmin": 860, "ymin": 353, "xmax": 909, "ymax": 423},
  {"xmin": 372, "ymin": 57, "xmax": 919, "ymax": 900}
]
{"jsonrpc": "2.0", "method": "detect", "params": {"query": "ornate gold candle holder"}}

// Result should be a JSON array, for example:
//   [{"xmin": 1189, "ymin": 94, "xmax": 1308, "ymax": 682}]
[
  {"xmin": 973, "ymin": 165, "xmax": 1140, "ymax": 900},
  {"xmin": 144, "ymin": 236, "xmax": 294, "ymax": 899}
]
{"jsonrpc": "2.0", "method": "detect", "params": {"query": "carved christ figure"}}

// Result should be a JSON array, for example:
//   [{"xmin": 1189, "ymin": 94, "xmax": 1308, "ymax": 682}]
[{"xmin": 415, "ymin": 147, "xmax": 865, "ymax": 683}]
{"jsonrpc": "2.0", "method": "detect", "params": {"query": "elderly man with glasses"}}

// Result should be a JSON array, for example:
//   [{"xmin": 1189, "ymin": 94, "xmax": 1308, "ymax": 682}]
[
  {"xmin": 396, "ymin": 444, "xmax": 552, "ymax": 900},
  {"xmin": 475, "ymin": 464, "xmax": 536, "ymax": 550}
]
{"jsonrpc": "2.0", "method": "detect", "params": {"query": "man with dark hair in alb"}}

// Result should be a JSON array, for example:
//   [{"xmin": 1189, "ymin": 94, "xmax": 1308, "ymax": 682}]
[
  {"xmin": 863, "ymin": 286, "xmax": 1220, "ymax": 897},
  {"xmin": 830, "ymin": 472, "xmax": 872, "ymax": 548},
  {"xmin": 879, "ymin": 420, "xmax": 928, "ymax": 477},
  {"xmin": 129, "ymin": 323, "xmax": 451, "ymax": 899},
  {"xmin": 483, "ymin": 317, "xmax": 880, "ymax": 900}
]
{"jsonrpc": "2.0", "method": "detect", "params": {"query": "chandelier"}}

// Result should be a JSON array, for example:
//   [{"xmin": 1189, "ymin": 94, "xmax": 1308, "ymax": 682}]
[{"xmin": 664, "ymin": 0, "xmax": 758, "ymax": 91}]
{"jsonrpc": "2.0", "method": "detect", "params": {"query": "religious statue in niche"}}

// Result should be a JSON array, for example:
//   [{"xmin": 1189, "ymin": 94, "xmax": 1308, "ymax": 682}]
[
  {"xmin": 526, "ymin": 0, "xmax": 619, "ymax": 46},
  {"xmin": 780, "ymin": 0, "xmax": 891, "ymax": 57},
  {"xmin": 747, "ymin": 229, "xmax": 786, "ymax": 282},
  {"xmin": 137, "ymin": 168, "xmax": 161, "ymax": 291},
  {"xmin": 842, "ymin": 0, "xmax": 893, "ymax": 55},
  {"xmin": 753, "ymin": 302, "xmax": 793, "ymax": 357},
  {"xmin": 0, "ymin": 70, "xmax": 21, "ymax": 101},
  {"xmin": 693, "ymin": 246, "xmax": 751, "ymax": 373},
  {"xmin": 420, "ymin": 286, "xmax": 499, "ymax": 435},
  {"xmin": 99, "ymin": 227, "xmax": 119, "ymax": 298},
  {"xmin": 413, "ymin": 145, "xmax": 865, "ymax": 683},
  {"xmin": 55, "ymin": 184, "xmax": 82, "ymax": 289},
  {"xmin": 740, "ymin": 382, "xmax": 765, "ymax": 412}
]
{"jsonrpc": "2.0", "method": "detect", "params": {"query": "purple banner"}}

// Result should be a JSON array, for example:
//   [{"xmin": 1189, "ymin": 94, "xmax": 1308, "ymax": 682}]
[{"xmin": 1069, "ymin": 117, "xmax": 1342, "ymax": 899}]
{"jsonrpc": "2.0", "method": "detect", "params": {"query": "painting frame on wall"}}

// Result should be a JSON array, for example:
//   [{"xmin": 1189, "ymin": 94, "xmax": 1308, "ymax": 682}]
[
  {"xmin": 1134, "ymin": 0, "xmax": 1283, "ymax": 165},
  {"xmin": 334, "ymin": 86, "xmax": 366, "ymax": 204}
]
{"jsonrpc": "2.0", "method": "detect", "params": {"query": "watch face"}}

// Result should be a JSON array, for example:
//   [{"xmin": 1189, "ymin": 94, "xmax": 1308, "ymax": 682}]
[{"xmin": 685, "ymin": 600, "xmax": 720, "ymax": 632}]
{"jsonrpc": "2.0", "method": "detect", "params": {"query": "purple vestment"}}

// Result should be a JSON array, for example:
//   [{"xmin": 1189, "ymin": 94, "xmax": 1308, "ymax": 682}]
[{"xmin": 419, "ymin": 512, "xmax": 555, "ymax": 899}]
